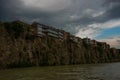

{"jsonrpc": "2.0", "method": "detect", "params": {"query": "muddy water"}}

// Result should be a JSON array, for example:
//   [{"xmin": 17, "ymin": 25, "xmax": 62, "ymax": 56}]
[{"xmin": 0, "ymin": 62, "xmax": 120, "ymax": 80}]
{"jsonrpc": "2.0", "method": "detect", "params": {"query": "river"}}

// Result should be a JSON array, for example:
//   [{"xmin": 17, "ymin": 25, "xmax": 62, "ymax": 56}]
[{"xmin": 0, "ymin": 62, "xmax": 120, "ymax": 80}]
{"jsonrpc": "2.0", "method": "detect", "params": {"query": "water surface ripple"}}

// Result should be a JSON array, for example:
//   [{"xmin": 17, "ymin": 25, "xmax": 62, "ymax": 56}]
[{"xmin": 0, "ymin": 62, "xmax": 120, "ymax": 80}]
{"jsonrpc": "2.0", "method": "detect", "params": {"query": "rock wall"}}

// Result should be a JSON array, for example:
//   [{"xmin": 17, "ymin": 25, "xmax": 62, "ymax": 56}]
[{"xmin": 0, "ymin": 21, "xmax": 120, "ymax": 69}]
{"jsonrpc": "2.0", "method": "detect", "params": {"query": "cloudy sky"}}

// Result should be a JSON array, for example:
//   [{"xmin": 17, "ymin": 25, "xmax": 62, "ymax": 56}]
[{"xmin": 0, "ymin": 0, "xmax": 120, "ymax": 48}]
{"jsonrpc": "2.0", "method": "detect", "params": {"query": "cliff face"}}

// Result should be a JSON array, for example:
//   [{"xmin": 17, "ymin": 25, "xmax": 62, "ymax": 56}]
[{"xmin": 0, "ymin": 21, "xmax": 120, "ymax": 69}]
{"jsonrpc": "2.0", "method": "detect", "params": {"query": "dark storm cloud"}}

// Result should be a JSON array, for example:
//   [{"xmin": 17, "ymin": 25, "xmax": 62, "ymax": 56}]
[
  {"xmin": 0, "ymin": 0, "xmax": 103, "ymax": 24},
  {"xmin": 0, "ymin": 0, "xmax": 23, "ymax": 21},
  {"xmin": 107, "ymin": 5, "xmax": 120, "ymax": 19},
  {"xmin": 105, "ymin": 0, "xmax": 120, "ymax": 3},
  {"xmin": 0, "ymin": 0, "xmax": 73, "ymax": 26},
  {"xmin": 104, "ymin": 0, "xmax": 120, "ymax": 19},
  {"xmin": 0, "ymin": 0, "xmax": 120, "ymax": 34}
]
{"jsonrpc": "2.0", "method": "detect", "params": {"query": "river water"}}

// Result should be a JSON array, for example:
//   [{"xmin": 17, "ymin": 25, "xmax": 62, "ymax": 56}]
[{"xmin": 0, "ymin": 62, "xmax": 120, "ymax": 80}]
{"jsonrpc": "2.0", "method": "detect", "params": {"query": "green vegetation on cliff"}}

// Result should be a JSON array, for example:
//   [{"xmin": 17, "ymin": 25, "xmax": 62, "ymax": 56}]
[{"xmin": 0, "ymin": 21, "xmax": 120, "ymax": 69}]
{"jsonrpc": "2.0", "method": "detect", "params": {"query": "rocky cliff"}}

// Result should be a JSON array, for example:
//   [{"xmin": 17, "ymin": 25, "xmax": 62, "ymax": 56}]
[{"xmin": 0, "ymin": 21, "xmax": 120, "ymax": 69}]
